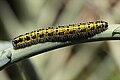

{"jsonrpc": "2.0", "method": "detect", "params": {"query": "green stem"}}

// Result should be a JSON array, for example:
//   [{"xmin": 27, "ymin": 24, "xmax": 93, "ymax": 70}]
[{"xmin": 0, "ymin": 24, "xmax": 120, "ymax": 70}]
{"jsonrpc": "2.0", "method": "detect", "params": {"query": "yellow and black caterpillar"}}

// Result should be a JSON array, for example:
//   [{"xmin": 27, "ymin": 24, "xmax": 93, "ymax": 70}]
[{"xmin": 12, "ymin": 21, "xmax": 108, "ymax": 49}]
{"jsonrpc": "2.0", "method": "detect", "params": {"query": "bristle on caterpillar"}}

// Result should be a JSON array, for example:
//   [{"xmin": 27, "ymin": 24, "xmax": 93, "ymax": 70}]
[{"xmin": 12, "ymin": 21, "xmax": 108, "ymax": 49}]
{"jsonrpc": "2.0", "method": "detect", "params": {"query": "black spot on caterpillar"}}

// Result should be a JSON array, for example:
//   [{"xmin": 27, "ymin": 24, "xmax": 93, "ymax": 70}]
[{"xmin": 12, "ymin": 21, "xmax": 108, "ymax": 49}]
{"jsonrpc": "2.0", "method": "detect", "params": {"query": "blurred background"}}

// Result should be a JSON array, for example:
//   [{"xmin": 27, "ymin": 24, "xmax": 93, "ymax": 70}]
[{"xmin": 0, "ymin": 0, "xmax": 120, "ymax": 80}]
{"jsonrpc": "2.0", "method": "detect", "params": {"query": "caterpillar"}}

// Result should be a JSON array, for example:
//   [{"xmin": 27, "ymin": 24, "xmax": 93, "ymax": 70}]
[{"xmin": 12, "ymin": 21, "xmax": 108, "ymax": 49}]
